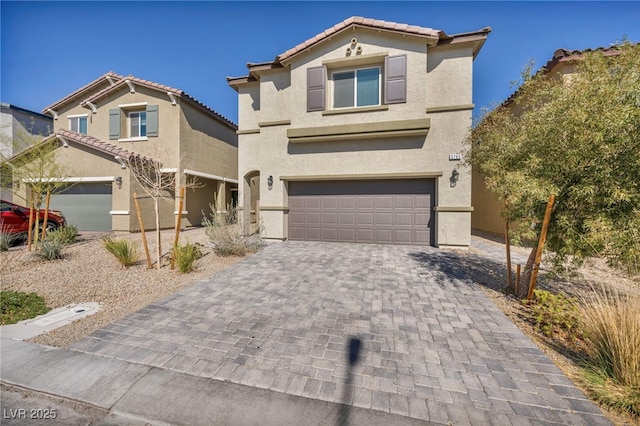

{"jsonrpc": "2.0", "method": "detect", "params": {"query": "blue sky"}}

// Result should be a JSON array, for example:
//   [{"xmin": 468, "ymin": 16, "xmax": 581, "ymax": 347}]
[{"xmin": 1, "ymin": 1, "xmax": 639, "ymax": 124}]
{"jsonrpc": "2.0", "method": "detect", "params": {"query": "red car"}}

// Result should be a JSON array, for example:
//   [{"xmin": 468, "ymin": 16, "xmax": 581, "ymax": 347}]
[{"xmin": 0, "ymin": 199, "xmax": 66, "ymax": 238}]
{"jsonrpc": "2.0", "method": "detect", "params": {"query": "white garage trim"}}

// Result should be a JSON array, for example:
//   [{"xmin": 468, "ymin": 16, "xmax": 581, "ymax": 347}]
[
  {"xmin": 183, "ymin": 168, "xmax": 238, "ymax": 184},
  {"xmin": 22, "ymin": 176, "xmax": 118, "ymax": 183}
]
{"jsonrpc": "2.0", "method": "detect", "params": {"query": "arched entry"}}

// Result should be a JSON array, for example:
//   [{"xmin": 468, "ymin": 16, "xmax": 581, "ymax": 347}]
[{"xmin": 242, "ymin": 170, "xmax": 260, "ymax": 232}]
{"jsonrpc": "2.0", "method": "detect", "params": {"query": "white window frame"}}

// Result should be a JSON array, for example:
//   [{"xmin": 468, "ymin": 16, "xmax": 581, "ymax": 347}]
[
  {"xmin": 68, "ymin": 114, "xmax": 88, "ymax": 134},
  {"xmin": 330, "ymin": 66, "xmax": 381, "ymax": 109},
  {"xmin": 128, "ymin": 110, "xmax": 147, "ymax": 138}
]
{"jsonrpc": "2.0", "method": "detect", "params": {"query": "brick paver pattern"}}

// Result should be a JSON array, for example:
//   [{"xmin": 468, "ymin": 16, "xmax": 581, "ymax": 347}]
[{"xmin": 70, "ymin": 241, "xmax": 611, "ymax": 425}]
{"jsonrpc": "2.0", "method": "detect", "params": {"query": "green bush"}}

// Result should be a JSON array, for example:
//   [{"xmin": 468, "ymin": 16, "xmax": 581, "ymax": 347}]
[
  {"xmin": 0, "ymin": 290, "xmax": 50, "ymax": 325},
  {"xmin": 46, "ymin": 225, "xmax": 78, "ymax": 245},
  {"xmin": 172, "ymin": 242, "xmax": 202, "ymax": 273},
  {"xmin": 528, "ymin": 289, "xmax": 580, "ymax": 338},
  {"xmin": 102, "ymin": 236, "xmax": 139, "ymax": 267},
  {"xmin": 34, "ymin": 240, "xmax": 64, "ymax": 260},
  {"xmin": 0, "ymin": 232, "xmax": 16, "ymax": 252}
]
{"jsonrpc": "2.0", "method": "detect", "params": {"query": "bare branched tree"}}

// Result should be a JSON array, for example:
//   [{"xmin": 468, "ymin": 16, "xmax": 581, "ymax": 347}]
[{"xmin": 126, "ymin": 155, "xmax": 200, "ymax": 269}]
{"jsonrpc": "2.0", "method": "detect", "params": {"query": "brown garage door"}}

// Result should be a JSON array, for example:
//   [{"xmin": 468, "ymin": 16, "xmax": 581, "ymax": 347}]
[{"xmin": 288, "ymin": 179, "xmax": 434, "ymax": 245}]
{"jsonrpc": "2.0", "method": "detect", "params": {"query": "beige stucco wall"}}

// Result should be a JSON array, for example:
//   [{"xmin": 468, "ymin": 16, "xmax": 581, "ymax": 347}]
[{"xmin": 236, "ymin": 29, "xmax": 477, "ymax": 246}]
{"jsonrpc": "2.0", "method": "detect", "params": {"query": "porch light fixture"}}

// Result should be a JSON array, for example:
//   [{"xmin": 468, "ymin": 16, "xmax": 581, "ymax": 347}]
[
  {"xmin": 267, "ymin": 175, "xmax": 273, "ymax": 190},
  {"xmin": 115, "ymin": 177, "xmax": 123, "ymax": 189},
  {"xmin": 450, "ymin": 169, "xmax": 460, "ymax": 188}
]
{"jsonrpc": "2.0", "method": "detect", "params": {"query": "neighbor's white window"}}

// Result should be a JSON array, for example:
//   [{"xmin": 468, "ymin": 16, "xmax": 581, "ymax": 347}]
[
  {"xmin": 332, "ymin": 67, "xmax": 380, "ymax": 108},
  {"xmin": 129, "ymin": 111, "xmax": 147, "ymax": 138},
  {"xmin": 69, "ymin": 116, "xmax": 88, "ymax": 134}
]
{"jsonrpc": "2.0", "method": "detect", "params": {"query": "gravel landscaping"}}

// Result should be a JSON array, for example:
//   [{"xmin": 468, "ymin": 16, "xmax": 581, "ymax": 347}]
[{"xmin": 1, "ymin": 227, "xmax": 245, "ymax": 347}]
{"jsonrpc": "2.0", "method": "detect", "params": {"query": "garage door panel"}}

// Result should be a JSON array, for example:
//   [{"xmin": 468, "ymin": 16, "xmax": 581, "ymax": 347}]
[
  {"xmin": 414, "ymin": 212, "xmax": 430, "ymax": 226},
  {"xmin": 306, "ymin": 212, "xmax": 322, "ymax": 224},
  {"xmin": 339, "ymin": 212, "xmax": 355, "ymax": 225},
  {"xmin": 374, "ymin": 196, "xmax": 393, "ymax": 209},
  {"xmin": 394, "ymin": 196, "xmax": 413, "ymax": 209},
  {"xmin": 305, "ymin": 198, "xmax": 322, "ymax": 209},
  {"xmin": 322, "ymin": 197, "xmax": 338, "ymax": 209},
  {"xmin": 323, "ymin": 212, "xmax": 338, "ymax": 225},
  {"xmin": 394, "ymin": 229, "xmax": 413, "ymax": 244},
  {"xmin": 289, "ymin": 212, "xmax": 304, "ymax": 225},
  {"xmin": 394, "ymin": 212, "xmax": 412, "ymax": 226},
  {"xmin": 414, "ymin": 196, "xmax": 431, "ymax": 209},
  {"xmin": 339, "ymin": 197, "xmax": 355, "ymax": 209},
  {"xmin": 288, "ymin": 179, "xmax": 433, "ymax": 245},
  {"xmin": 306, "ymin": 228, "xmax": 322, "ymax": 240},
  {"xmin": 356, "ymin": 228, "xmax": 374, "ymax": 243},
  {"xmin": 374, "ymin": 229, "xmax": 393, "ymax": 243},
  {"xmin": 357, "ymin": 196, "xmax": 374, "ymax": 209},
  {"xmin": 375, "ymin": 212, "xmax": 393, "ymax": 226},
  {"xmin": 289, "ymin": 198, "xmax": 305, "ymax": 209},
  {"xmin": 339, "ymin": 229, "xmax": 356, "ymax": 241},
  {"xmin": 49, "ymin": 183, "xmax": 112, "ymax": 231},
  {"xmin": 322, "ymin": 228, "xmax": 338, "ymax": 241}
]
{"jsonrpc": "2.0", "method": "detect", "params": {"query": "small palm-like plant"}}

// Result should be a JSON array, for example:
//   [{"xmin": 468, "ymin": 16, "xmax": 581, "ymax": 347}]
[{"xmin": 102, "ymin": 236, "xmax": 139, "ymax": 267}]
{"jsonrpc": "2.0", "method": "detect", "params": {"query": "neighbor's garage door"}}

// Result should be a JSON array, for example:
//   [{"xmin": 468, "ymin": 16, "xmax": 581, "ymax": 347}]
[
  {"xmin": 49, "ymin": 182, "xmax": 113, "ymax": 231},
  {"xmin": 288, "ymin": 179, "xmax": 434, "ymax": 245}
]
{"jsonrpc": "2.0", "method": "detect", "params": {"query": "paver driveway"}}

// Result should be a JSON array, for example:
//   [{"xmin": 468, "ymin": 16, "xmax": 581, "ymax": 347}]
[{"xmin": 70, "ymin": 241, "xmax": 610, "ymax": 425}]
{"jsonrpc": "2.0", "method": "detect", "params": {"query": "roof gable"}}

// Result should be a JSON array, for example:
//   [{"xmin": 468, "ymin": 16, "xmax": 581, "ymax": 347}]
[
  {"xmin": 43, "ymin": 72, "xmax": 237, "ymax": 130},
  {"xmin": 43, "ymin": 71, "xmax": 123, "ymax": 114},
  {"xmin": 277, "ymin": 16, "xmax": 444, "ymax": 63}
]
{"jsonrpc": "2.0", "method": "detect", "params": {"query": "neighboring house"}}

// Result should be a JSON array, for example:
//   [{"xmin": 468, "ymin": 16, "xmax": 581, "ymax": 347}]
[
  {"xmin": 471, "ymin": 46, "xmax": 624, "ymax": 235},
  {"xmin": 228, "ymin": 16, "xmax": 490, "ymax": 248},
  {"xmin": 11, "ymin": 71, "xmax": 237, "ymax": 232},
  {"xmin": 1, "ymin": 103, "xmax": 53, "ymax": 201}
]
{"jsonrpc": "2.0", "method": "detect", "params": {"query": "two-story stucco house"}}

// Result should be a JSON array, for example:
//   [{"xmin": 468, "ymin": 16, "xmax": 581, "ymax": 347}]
[
  {"xmin": 228, "ymin": 17, "xmax": 490, "ymax": 248},
  {"xmin": 15, "ymin": 71, "xmax": 238, "ymax": 232}
]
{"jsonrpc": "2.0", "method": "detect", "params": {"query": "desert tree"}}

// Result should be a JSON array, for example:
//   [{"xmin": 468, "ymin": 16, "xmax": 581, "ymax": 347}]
[
  {"xmin": 126, "ymin": 155, "xmax": 200, "ymax": 269},
  {"xmin": 467, "ymin": 42, "xmax": 640, "ymax": 295}
]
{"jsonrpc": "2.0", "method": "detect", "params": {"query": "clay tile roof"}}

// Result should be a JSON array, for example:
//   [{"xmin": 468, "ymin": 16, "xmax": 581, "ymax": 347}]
[
  {"xmin": 276, "ymin": 16, "xmax": 443, "ymax": 62},
  {"xmin": 43, "ymin": 71, "xmax": 124, "ymax": 114},
  {"xmin": 79, "ymin": 74, "xmax": 236, "ymax": 129},
  {"xmin": 52, "ymin": 129, "xmax": 154, "ymax": 163}
]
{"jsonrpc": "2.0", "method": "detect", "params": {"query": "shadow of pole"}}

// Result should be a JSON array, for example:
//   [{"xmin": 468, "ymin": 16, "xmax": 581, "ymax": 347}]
[{"xmin": 337, "ymin": 336, "xmax": 362, "ymax": 426}]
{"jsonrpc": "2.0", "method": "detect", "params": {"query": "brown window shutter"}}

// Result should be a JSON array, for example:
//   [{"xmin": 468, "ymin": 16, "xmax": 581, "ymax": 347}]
[
  {"xmin": 307, "ymin": 66, "xmax": 326, "ymax": 111},
  {"xmin": 384, "ymin": 55, "xmax": 407, "ymax": 104}
]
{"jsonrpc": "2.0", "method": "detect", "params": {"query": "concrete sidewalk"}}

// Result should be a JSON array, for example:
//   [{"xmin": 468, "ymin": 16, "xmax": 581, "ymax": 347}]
[{"xmin": 0, "ymin": 337, "xmax": 428, "ymax": 425}]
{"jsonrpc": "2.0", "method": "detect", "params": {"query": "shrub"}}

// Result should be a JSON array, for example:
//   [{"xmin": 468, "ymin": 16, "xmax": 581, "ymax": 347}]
[
  {"xmin": 0, "ymin": 232, "xmax": 16, "ymax": 252},
  {"xmin": 528, "ymin": 289, "xmax": 580, "ymax": 338},
  {"xmin": 46, "ymin": 225, "xmax": 78, "ymax": 245},
  {"xmin": 34, "ymin": 240, "xmax": 64, "ymax": 260},
  {"xmin": 102, "ymin": 236, "xmax": 139, "ymax": 267},
  {"xmin": 172, "ymin": 242, "xmax": 202, "ymax": 273},
  {"xmin": 579, "ymin": 287, "xmax": 640, "ymax": 389},
  {"xmin": 0, "ymin": 290, "xmax": 50, "ymax": 325},
  {"xmin": 202, "ymin": 197, "xmax": 263, "ymax": 257}
]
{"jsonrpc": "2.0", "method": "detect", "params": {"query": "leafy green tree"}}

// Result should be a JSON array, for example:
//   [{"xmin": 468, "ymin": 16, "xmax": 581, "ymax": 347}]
[{"xmin": 468, "ymin": 42, "xmax": 640, "ymax": 291}]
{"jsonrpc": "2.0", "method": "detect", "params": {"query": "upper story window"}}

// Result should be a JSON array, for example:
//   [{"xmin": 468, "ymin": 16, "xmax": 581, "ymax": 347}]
[
  {"xmin": 332, "ymin": 67, "xmax": 380, "ymax": 108},
  {"xmin": 129, "ymin": 111, "xmax": 147, "ymax": 138},
  {"xmin": 109, "ymin": 104, "xmax": 158, "ymax": 141},
  {"xmin": 307, "ymin": 54, "xmax": 406, "ymax": 113},
  {"xmin": 69, "ymin": 115, "xmax": 88, "ymax": 134}
]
